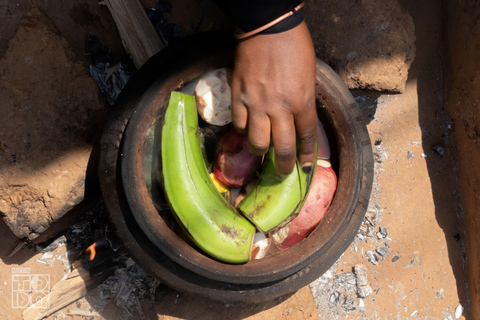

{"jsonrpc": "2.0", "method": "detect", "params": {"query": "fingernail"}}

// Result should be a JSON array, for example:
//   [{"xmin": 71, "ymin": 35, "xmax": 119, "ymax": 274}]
[{"xmin": 302, "ymin": 163, "xmax": 313, "ymax": 173}]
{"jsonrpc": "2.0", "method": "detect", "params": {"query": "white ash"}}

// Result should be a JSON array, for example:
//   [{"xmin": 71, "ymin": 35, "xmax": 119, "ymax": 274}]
[
  {"xmin": 310, "ymin": 258, "xmax": 360, "ymax": 318},
  {"xmin": 310, "ymin": 258, "xmax": 370, "ymax": 318},
  {"xmin": 334, "ymin": 272, "xmax": 357, "ymax": 291},
  {"xmin": 36, "ymin": 235, "xmax": 67, "ymax": 253},
  {"xmin": 91, "ymin": 264, "xmax": 159, "ymax": 319},
  {"xmin": 442, "ymin": 311, "xmax": 454, "ymax": 320},
  {"xmin": 404, "ymin": 251, "xmax": 422, "ymax": 268},
  {"xmin": 39, "ymin": 251, "xmax": 55, "ymax": 261},
  {"xmin": 354, "ymin": 264, "xmax": 373, "ymax": 298}
]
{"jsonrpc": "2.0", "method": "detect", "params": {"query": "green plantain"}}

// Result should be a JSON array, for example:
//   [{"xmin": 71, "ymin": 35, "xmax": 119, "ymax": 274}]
[{"xmin": 161, "ymin": 92, "xmax": 255, "ymax": 263}]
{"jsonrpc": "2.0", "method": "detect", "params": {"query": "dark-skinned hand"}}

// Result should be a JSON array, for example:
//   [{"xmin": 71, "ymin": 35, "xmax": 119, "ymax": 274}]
[{"xmin": 231, "ymin": 21, "xmax": 318, "ymax": 176}]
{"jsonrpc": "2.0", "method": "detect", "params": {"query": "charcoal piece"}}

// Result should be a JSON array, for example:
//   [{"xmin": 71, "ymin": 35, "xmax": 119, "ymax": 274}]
[
  {"xmin": 158, "ymin": 24, "xmax": 183, "ymax": 47},
  {"xmin": 146, "ymin": 6, "xmax": 167, "ymax": 32},
  {"xmin": 156, "ymin": 0, "xmax": 172, "ymax": 13},
  {"xmin": 105, "ymin": 224, "xmax": 122, "ymax": 252},
  {"xmin": 375, "ymin": 243, "xmax": 390, "ymax": 257},
  {"xmin": 89, "ymin": 62, "xmax": 134, "ymax": 105},
  {"xmin": 364, "ymin": 216, "xmax": 374, "ymax": 226},
  {"xmin": 86, "ymin": 35, "xmax": 135, "ymax": 105},
  {"xmin": 366, "ymin": 250, "xmax": 379, "ymax": 265},
  {"xmin": 391, "ymin": 255, "xmax": 400, "ymax": 263},
  {"xmin": 329, "ymin": 291, "xmax": 341, "ymax": 304},
  {"xmin": 453, "ymin": 233, "xmax": 461, "ymax": 242},
  {"xmin": 85, "ymin": 34, "xmax": 109, "ymax": 55},
  {"xmin": 367, "ymin": 226, "xmax": 375, "ymax": 238},
  {"xmin": 379, "ymin": 226, "xmax": 388, "ymax": 237},
  {"xmin": 146, "ymin": 0, "xmax": 172, "ymax": 24},
  {"xmin": 432, "ymin": 144, "xmax": 445, "ymax": 157},
  {"xmin": 375, "ymin": 138, "xmax": 382, "ymax": 145},
  {"xmin": 342, "ymin": 297, "xmax": 356, "ymax": 312}
]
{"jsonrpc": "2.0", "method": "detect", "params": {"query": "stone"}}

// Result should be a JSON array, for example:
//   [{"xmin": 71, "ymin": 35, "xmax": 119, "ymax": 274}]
[
  {"xmin": 304, "ymin": 0, "xmax": 416, "ymax": 93},
  {"xmin": 0, "ymin": 6, "xmax": 109, "ymax": 240}
]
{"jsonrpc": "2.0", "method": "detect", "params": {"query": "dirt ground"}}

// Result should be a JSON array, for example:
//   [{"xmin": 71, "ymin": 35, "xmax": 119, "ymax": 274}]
[{"xmin": 0, "ymin": 0, "xmax": 471, "ymax": 319}]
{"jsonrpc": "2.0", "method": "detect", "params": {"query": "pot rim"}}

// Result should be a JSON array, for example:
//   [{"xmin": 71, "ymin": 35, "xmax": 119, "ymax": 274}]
[{"xmin": 119, "ymin": 35, "xmax": 368, "ymax": 284}]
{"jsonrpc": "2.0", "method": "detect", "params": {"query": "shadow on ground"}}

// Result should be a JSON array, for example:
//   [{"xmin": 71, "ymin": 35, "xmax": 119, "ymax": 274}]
[{"xmin": 401, "ymin": 0, "xmax": 469, "ymax": 311}]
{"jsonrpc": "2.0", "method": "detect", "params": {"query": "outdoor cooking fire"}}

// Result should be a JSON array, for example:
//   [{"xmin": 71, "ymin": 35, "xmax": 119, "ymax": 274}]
[{"xmin": 85, "ymin": 242, "xmax": 97, "ymax": 261}]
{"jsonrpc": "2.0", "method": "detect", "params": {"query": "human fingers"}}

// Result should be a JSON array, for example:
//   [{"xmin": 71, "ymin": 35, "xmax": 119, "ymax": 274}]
[
  {"xmin": 247, "ymin": 110, "xmax": 271, "ymax": 157},
  {"xmin": 231, "ymin": 79, "xmax": 248, "ymax": 134},
  {"xmin": 270, "ymin": 113, "xmax": 297, "ymax": 176},
  {"xmin": 294, "ymin": 99, "xmax": 318, "ymax": 173}
]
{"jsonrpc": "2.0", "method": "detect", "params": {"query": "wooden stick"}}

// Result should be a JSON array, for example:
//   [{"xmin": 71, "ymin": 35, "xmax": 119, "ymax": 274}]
[
  {"xmin": 22, "ymin": 265, "xmax": 92, "ymax": 320},
  {"xmin": 22, "ymin": 240, "xmax": 132, "ymax": 320},
  {"xmin": 101, "ymin": 0, "xmax": 164, "ymax": 68}
]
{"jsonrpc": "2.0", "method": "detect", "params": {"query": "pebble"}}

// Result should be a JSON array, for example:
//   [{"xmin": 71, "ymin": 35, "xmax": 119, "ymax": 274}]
[
  {"xmin": 358, "ymin": 299, "xmax": 365, "ymax": 308},
  {"xmin": 436, "ymin": 288, "xmax": 445, "ymax": 299},
  {"xmin": 455, "ymin": 304, "xmax": 464, "ymax": 319}
]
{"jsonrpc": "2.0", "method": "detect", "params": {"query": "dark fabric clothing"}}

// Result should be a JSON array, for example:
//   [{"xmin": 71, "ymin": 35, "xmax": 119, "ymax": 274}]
[{"xmin": 215, "ymin": 0, "xmax": 304, "ymax": 35}]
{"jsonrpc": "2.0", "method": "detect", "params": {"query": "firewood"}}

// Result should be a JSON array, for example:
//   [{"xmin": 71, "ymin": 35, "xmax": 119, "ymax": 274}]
[
  {"xmin": 22, "ymin": 239, "xmax": 132, "ymax": 320},
  {"xmin": 100, "ymin": 0, "xmax": 164, "ymax": 68}
]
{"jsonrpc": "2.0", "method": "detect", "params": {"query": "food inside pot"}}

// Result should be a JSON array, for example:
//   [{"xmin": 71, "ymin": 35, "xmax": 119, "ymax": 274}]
[{"xmin": 145, "ymin": 69, "xmax": 337, "ymax": 264}]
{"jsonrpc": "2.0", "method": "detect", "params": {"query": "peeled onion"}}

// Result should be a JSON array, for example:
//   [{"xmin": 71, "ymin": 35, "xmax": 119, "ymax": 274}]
[{"xmin": 213, "ymin": 129, "xmax": 263, "ymax": 188}]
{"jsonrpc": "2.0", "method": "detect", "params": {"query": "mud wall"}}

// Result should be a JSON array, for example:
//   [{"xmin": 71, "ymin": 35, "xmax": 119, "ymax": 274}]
[{"xmin": 444, "ymin": 2, "xmax": 480, "ymax": 318}]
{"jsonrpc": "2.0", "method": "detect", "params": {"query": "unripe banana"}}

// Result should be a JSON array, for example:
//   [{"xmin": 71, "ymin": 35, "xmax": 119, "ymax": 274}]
[
  {"xmin": 161, "ymin": 92, "xmax": 255, "ymax": 263},
  {"xmin": 238, "ymin": 148, "xmax": 316, "ymax": 233}
]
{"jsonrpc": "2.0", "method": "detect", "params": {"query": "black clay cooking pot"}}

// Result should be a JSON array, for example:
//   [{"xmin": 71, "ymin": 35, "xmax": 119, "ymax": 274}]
[{"xmin": 99, "ymin": 31, "xmax": 373, "ymax": 303}]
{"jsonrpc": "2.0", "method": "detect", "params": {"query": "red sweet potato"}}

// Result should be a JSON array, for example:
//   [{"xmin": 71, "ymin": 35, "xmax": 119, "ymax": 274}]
[
  {"xmin": 213, "ymin": 129, "xmax": 263, "ymax": 188},
  {"xmin": 272, "ymin": 159, "xmax": 337, "ymax": 249}
]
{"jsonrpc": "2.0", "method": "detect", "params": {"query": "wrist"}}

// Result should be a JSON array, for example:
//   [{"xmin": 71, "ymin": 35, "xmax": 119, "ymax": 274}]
[{"xmin": 234, "ymin": 1, "xmax": 305, "ymax": 39}]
